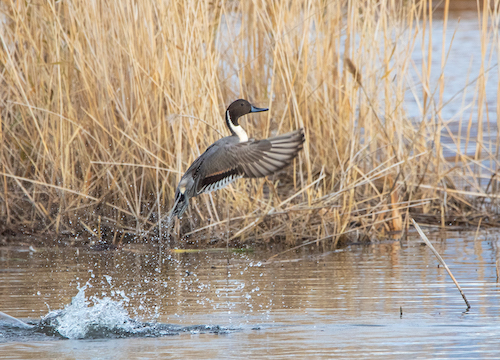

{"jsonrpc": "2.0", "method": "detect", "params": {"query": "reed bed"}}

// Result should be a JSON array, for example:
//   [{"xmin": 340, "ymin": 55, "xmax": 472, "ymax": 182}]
[{"xmin": 0, "ymin": 0, "xmax": 498, "ymax": 248}]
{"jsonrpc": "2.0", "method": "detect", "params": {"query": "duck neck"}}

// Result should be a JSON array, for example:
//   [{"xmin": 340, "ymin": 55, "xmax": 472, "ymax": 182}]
[{"xmin": 225, "ymin": 110, "xmax": 248, "ymax": 142}]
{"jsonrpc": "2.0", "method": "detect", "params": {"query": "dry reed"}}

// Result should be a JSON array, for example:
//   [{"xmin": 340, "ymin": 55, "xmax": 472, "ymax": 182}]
[
  {"xmin": 0, "ymin": 0, "xmax": 498, "ymax": 248},
  {"xmin": 412, "ymin": 219, "xmax": 470, "ymax": 309}
]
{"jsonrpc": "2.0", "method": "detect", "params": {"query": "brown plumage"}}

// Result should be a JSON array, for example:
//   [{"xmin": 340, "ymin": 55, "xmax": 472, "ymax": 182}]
[{"xmin": 171, "ymin": 99, "xmax": 305, "ymax": 218}]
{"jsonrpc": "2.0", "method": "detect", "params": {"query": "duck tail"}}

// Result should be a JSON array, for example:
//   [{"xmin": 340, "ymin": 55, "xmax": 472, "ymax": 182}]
[{"xmin": 171, "ymin": 189, "xmax": 189, "ymax": 218}]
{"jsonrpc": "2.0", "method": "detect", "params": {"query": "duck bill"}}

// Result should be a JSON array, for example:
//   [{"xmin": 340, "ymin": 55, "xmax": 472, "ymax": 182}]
[{"xmin": 250, "ymin": 105, "xmax": 269, "ymax": 113}]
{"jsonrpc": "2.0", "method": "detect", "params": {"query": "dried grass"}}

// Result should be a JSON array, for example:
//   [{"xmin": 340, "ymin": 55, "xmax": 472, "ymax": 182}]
[{"xmin": 0, "ymin": 0, "xmax": 498, "ymax": 247}]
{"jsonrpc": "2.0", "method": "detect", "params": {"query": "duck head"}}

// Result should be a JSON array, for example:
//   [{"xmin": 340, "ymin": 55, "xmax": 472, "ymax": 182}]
[{"xmin": 225, "ymin": 99, "xmax": 268, "ymax": 141}]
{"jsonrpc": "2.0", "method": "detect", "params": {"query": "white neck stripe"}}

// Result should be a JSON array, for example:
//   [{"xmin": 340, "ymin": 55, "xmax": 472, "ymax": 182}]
[{"xmin": 226, "ymin": 111, "xmax": 248, "ymax": 142}]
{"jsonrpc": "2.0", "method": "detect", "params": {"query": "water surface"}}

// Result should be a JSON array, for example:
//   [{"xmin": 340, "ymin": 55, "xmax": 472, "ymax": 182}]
[{"xmin": 1, "ymin": 230, "xmax": 499, "ymax": 359}]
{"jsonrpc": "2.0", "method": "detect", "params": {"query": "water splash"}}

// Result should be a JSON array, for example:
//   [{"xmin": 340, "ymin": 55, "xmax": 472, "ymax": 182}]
[
  {"xmin": 39, "ymin": 282, "xmax": 137, "ymax": 339},
  {"xmin": 0, "ymin": 282, "xmax": 234, "ymax": 341},
  {"xmin": 0, "ymin": 311, "xmax": 34, "ymax": 329},
  {"xmin": 161, "ymin": 212, "xmax": 175, "ymax": 256}
]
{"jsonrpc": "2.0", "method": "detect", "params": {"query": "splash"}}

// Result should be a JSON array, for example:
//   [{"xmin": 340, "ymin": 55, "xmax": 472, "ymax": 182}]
[
  {"xmin": 40, "ymin": 282, "xmax": 138, "ymax": 339},
  {"xmin": 0, "ymin": 311, "xmax": 34, "ymax": 329},
  {"xmin": 30, "ymin": 282, "xmax": 232, "ymax": 340}
]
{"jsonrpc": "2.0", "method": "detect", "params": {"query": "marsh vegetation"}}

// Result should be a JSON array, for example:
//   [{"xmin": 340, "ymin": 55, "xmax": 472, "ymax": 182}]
[{"xmin": 0, "ymin": 0, "xmax": 498, "ymax": 247}]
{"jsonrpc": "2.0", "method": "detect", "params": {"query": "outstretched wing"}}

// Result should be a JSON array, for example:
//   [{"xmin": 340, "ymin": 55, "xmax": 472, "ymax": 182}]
[{"xmin": 195, "ymin": 129, "xmax": 305, "ymax": 195}]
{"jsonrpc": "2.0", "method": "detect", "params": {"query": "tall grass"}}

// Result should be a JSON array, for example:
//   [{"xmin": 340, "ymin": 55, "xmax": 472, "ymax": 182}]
[{"xmin": 0, "ymin": 0, "xmax": 498, "ymax": 247}]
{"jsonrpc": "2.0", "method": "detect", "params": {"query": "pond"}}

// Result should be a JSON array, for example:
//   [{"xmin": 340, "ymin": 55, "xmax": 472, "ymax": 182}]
[{"xmin": 1, "ymin": 229, "xmax": 499, "ymax": 359}]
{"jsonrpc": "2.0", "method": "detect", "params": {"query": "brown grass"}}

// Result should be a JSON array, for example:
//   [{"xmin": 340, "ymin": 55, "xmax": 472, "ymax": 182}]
[{"xmin": 0, "ymin": 0, "xmax": 498, "ymax": 248}]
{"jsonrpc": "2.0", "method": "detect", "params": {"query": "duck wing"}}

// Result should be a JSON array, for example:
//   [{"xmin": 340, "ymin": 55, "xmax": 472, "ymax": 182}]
[{"xmin": 195, "ymin": 129, "xmax": 304, "ymax": 194}]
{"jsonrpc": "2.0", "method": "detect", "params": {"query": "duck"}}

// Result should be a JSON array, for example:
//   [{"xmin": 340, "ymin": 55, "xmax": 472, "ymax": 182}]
[{"xmin": 171, "ymin": 99, "xmax": 305, "ymax": 218}]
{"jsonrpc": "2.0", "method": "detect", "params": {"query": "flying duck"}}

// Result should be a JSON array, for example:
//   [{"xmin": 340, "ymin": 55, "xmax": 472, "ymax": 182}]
[{"xmin": 171, "ymin": 99, "xmax": 305, "ymax": 218}]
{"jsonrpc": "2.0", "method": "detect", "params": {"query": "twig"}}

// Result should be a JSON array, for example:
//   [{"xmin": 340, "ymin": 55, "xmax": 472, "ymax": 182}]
[
  {"xmin": 496, "ymin": 259, "xmax": 499, "ymax": 283},
  {"xmin": 412, "ymin": 218, "xmax": 470, "ymax": 310}
]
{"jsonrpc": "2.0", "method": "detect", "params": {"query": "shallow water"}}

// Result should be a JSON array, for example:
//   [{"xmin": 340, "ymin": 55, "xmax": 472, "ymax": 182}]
[{"xmin": 1, "ymin": 230, "xmax": 500, "ymax": 359}]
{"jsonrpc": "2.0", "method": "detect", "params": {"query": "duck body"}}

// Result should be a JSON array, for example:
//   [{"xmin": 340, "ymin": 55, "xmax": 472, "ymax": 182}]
[{"xmin": 172, "ymin": 99, "xmax": 304, "ymax": 218}]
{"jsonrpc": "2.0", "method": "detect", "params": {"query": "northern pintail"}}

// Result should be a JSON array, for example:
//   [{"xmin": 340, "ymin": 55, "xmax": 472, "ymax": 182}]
[{"xmin": 171, "ymin": 99, "xmax": 305, "ymax": 217}]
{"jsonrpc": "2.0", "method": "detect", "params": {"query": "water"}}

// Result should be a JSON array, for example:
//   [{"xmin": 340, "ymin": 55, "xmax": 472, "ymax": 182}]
[
  {"xmin": 406, "ymin": 9, "xmax": 499, "ymax": 162},
  {"xmin": 1, "ymin": 230, "xmax": 500, "ymax": 358}
]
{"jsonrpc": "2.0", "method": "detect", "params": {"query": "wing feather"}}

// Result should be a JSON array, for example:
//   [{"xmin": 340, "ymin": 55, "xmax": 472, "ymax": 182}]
[{"xmin": 194, "ymin": 129, "xmax": 305, "ymax": 193}]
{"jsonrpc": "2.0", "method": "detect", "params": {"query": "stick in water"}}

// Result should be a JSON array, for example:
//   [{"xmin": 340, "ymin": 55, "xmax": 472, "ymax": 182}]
[{"xmin": 411, "ymin": 218, "xmax": 471, "ymax": 310}]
